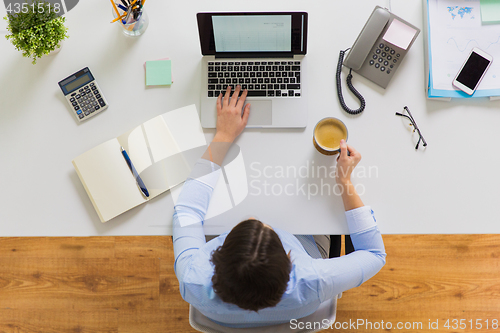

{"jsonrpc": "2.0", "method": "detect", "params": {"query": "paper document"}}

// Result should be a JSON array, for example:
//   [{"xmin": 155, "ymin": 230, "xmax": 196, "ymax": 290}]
[{"xmin": 428, "ymin": 0, "xmax": 500, "ymax": 96}]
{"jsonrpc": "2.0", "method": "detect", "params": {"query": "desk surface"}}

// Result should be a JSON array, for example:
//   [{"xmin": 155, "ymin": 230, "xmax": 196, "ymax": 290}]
[{"xmin": 1, "ymin": 0, "xmax": 500, "ymax": 236}]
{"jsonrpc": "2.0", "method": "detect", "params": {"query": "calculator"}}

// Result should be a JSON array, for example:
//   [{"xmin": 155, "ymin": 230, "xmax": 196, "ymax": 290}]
[{"xmin": 58, "ymin": 67, "xmax": 109, "ymax": 121}]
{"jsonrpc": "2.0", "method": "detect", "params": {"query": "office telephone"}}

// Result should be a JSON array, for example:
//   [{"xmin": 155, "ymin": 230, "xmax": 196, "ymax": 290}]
[{"xmin": 336, "ymin": 6, "xmax": 420, "ymax": 114}]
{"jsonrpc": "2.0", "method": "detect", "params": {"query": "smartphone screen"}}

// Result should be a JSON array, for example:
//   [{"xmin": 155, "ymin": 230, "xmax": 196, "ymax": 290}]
[{"xmin": 456, "ymin": 52, "xmax": 491, "ymax": 90}]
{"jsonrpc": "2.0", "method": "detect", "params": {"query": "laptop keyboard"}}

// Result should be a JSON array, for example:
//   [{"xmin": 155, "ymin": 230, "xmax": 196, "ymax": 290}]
[{"xmin": 207, "ymin": 60, "xmax": 301, "ymax": 98}]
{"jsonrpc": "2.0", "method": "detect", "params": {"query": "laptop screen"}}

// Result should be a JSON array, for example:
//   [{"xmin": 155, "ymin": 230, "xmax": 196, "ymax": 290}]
[
  {"xmin": 198, "ymin": 12, "xmax": 308, "ymax": 57},
  {"xmin": 212, "ymin": 15, "xmax": 292, "ymax": 52}
]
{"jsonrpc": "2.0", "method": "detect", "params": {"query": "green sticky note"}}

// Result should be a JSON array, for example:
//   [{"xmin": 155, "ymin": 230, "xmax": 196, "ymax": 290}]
[
  {"xmin": 146, "ymin": 60, "xmax": 172, "ymax": 86},
  {"xmin": 481, "ymin": 0, "xmax": 500, "ymax": 23}
]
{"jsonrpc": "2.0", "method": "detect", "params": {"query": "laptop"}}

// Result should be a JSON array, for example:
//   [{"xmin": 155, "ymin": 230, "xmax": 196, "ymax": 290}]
[{"xmin": 197, "ymin": 12, "xmax": 308, "ymax": 128}]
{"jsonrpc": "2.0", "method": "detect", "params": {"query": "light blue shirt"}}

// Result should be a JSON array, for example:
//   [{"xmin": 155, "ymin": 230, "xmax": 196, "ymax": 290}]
[{"xmin": 173, "ymin": 159, "xmax": 386, "ymax": 328}]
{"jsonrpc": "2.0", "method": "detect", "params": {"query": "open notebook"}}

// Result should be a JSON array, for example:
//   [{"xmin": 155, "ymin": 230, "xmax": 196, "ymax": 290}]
[{"xmin": 72, "ymin": 105, "xmax": 206, "ymax": 222}]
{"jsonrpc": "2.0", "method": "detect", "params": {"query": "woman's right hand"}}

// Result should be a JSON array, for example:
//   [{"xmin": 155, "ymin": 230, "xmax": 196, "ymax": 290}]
[
  {"xmin": 214, "ymin": 85, "xmax": 251, "ymax": 143},
  {"xmin": 336, "ymin": 139, "xmax": 362, "ymax": 186}
]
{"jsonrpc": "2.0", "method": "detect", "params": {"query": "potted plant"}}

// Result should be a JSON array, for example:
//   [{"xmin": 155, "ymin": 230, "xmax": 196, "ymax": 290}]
[{"xmin": 3, "ymin": 0, "xmax": 69, "ymax": 64}]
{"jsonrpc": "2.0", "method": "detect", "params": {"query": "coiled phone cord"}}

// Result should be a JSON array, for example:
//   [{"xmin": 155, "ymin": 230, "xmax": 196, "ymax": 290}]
[{"xmin": 336, "ymin": 49, "xmax": 366, "ymax": 115}]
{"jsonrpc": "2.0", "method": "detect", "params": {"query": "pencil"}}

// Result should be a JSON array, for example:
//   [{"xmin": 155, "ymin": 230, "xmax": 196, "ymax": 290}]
[
  {"xmin": 130, "ymin": 0, "xmax": 138, "ymax": 6},
  {"xmin": 110, "ymin": 13, "xmax": 127, "ymax": 23},
  {"xmin": 110, "ymin": 0, "xmax": 121, "ymax": 17}
]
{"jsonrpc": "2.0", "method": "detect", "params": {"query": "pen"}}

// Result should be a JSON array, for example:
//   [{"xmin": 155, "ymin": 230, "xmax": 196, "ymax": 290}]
[
  {"xmin": 124, "ymin": 4, "xmax": 134, "ymax": 24},
  {"xmin": 133, "ymin": 5, "xmax": 140, "ymax": 20},
  {"xmin": 121, "ymin": 146, "xmax": 149, "ymax": 198},
  {"xmin": 116, "ymin": 3, "xmax": 127, "ymax": 11}
]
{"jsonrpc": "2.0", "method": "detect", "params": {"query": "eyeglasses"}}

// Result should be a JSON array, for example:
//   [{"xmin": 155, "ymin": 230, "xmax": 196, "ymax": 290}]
[{"xmin": 395, "ymin": 106, "xmax": 427, "ymax": 149}]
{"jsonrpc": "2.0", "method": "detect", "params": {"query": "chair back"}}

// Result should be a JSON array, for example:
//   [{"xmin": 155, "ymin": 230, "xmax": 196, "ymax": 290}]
[{"xmin": 189, "ymin": 295, "xmax": 339, "ymax": 333}]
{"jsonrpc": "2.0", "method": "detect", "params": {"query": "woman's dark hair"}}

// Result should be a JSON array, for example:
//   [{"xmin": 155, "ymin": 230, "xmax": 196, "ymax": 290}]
[{"xmin": 210, "ymin": 219, "xmax": 291, "ymax": 312}]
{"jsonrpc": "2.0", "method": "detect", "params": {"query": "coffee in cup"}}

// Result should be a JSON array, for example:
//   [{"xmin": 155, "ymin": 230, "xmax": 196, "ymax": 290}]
[{"xmin": 313, "ymin": 117, "xmax": 348, "ymax": 155}]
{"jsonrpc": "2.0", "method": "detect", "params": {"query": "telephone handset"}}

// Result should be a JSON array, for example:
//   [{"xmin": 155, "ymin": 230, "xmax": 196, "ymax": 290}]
[{"xmin": 337, "ymin": 6, "xmax": 420, "ymax": 114}]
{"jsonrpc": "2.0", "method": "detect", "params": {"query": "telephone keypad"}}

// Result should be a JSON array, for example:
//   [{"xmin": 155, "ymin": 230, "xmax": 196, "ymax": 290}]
[{"xmin": 371, "ymin": 43, "xmax": 400, "ymax": 73}]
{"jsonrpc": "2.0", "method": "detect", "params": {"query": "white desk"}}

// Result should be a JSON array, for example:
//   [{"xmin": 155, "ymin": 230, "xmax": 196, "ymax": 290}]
[{"xmin": 1, "ymin": 0, "xmax": 500, "ymax": 236}]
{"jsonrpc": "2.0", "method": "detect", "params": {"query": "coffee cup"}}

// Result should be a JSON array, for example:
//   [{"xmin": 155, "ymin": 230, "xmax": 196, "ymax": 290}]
[{"xmin": 313, "ymin": 117, "xmax": 348, "ymax": 155}]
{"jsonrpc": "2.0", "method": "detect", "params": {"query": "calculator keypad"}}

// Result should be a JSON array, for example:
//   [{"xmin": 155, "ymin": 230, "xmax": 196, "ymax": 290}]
[{"xmin": 69, "ymin": 82, "xmax": 107, "ymax": 121}]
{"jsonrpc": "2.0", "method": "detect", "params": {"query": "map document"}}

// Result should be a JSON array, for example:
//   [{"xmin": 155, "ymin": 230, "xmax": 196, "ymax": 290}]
[{"xmin": 428, "ymin": 0, "xmax": 500, "ymax": 97}]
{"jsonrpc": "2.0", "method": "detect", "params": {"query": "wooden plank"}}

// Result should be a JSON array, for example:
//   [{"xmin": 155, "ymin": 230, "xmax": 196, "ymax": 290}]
[
  {"xmin": 327, "ymin": 234, "xmax": 500, "ymax": 333},
  {"xmin": 0, "ymin": 237, "xmax": 115, "ymax": 259},
  {"xmin": 0, "ymin": 310, "xmax": 118, "ymax": 333},
  {"xmin": 159, "ymin": 264, "xmax": 184, "ymax": 309},
  {"xmin": 332, "ymin": 311, "xmax": 500, "ymax": 333},
  {"xmin": 114, "ymin": 236, "xmax": 172, "ymax": 259},
  {"xmin": 0, "ymin": 235, "xmax": 499, "ymax": 332},
  {"xmin": 339, "ymin": 234, "xmax": 500, "ymax": 312},
  {"xmin": 118, "ymin": 309, "xmax": 197, "ymax": 333},
  {"xmin": 155, "ymin": 237, "xmax": 193, "ymax": 331},
  {"xmin": 0, "ymin": 258, "xmax": 159, "ymax": 311},
  {"xmin": 159, "ymin": 244, "xmax": 185, "ymax": 310}
]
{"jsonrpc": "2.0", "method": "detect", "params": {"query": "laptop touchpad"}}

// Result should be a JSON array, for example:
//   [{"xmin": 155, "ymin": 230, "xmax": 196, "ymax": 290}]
[{"xmin": 245, "ymin": 100, "xmax": 272, "ymax": 126}]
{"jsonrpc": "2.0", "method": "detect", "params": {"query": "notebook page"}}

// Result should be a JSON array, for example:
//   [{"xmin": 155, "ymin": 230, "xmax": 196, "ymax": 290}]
[
  {"xmin": 137, "ymin": 114, "xmax": 188, "ymax": 198},
  {"xmin": 161, "ymin": 104, "xmax": 206, "ymax": 152},
  {"xmin": 143, "ymin": 115, "xmax": 180, "ymax": 162},
  {"xmin": 72, "ymin": 139, "xmax": 147, "ymax": 222},
  {"xmin": 117, "ymin": 125, "xmax": 152, "ymax": 175},
  {"xmin": 128, "ymin": 106, "xmax": 206, "ymax": 199}
]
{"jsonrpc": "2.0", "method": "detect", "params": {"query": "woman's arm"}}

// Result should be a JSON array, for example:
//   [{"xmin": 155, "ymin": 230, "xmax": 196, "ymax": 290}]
[
  {"xmin": 314, "ymin": 206, "xmax": 386, "ymax": 301},
  {"xmin": 312, "ymin": 140, "xmax": 386, "ymax": 301},
  {"xmin": 173, "ymin": 85, "xmax": 250, "ymax": 286},
  {"xmin": 336, "ymin": 139, "xmax": 364, "ymax": 211}
]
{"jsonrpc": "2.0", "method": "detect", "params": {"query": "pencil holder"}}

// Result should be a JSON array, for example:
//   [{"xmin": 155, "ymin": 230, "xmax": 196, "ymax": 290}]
[{"xmin": 112, "ymin": 7, "xmax": 149, "ymax": 37}]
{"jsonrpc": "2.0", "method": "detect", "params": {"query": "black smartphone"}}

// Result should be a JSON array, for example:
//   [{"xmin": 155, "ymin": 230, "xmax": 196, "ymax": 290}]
[{"xmin": 453, "ymin": 47, "xmax": 493, "ymax": 95}]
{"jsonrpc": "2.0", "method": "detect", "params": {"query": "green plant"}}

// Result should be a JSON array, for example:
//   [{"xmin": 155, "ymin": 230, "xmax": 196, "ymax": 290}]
[{"xmin": 3, "ymin": 0, "xmax": 69, "ymax": 64}]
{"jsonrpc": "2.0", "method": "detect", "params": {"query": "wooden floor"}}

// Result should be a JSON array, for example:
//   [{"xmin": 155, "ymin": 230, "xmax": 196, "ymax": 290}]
[{"xmin": 0, "ymin": 235, "xmax": 499, "ymax": 333}]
